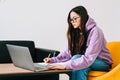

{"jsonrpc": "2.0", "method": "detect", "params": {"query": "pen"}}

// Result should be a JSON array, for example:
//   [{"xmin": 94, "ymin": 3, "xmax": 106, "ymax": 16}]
[{"xmin": 48, "ymin": 53, "xmax": 51, "ymax": 58}]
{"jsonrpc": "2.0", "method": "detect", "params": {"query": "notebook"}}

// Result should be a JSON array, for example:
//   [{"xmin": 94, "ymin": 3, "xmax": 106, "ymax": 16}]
[{"xmin": 6, "ymin": 44, "xmax": 49, "ymax": 72}]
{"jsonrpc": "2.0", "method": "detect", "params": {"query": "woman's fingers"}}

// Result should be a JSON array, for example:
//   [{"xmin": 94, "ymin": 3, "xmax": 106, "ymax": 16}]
[{"xmin": 43, "ymin": 58, "xmax": 51, "ymax": 63}]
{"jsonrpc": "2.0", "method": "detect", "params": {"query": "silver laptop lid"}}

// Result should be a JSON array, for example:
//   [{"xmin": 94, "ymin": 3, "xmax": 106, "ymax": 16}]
[{"xmin": 6, "ymin": 44, "xmax": 35, "ymax": 71}]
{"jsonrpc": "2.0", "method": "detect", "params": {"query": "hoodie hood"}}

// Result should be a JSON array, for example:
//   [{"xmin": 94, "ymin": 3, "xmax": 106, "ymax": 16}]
[{"xmin": 85, "ymin": 17, "xmax": 97, "ymax": 31}]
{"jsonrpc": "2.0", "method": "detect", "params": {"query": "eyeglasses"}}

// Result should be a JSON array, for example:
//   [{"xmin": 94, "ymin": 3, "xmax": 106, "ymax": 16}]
[{"xmin": 69, "ymin": 17, "xmax": 80, "ymax": 23}]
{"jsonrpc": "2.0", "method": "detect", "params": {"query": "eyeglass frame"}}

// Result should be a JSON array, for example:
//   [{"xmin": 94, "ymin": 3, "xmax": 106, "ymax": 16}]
[{"xmin": 69, "ymin": 17, "xmax": 80, "ymax": 23}]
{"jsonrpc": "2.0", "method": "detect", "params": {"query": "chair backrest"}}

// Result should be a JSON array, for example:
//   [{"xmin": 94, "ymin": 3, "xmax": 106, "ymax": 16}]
[{"xmin": 107, "ymin": 42, "xmax": 120, "ymax": 68}]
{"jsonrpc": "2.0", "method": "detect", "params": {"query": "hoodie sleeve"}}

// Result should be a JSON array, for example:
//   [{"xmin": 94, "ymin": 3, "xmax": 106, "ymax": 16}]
[
  {"xmin": 50, "ymin": 48, "xmax": 72, "ymax": 63},
  {"xmin": 64, "ymin": 27, "xmax": 104, "ymax": 70}
]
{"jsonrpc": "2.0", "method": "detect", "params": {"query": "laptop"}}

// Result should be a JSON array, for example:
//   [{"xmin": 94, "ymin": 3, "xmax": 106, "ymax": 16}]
[{"xmin": 6, "ymin": 44, "xmax": 49, "ymax": 72}]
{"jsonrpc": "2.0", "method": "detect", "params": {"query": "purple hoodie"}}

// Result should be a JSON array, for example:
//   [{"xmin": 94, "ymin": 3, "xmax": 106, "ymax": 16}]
[{"xmin": 50, "ymin": 17, "xmax": 113, "ymax": 70}]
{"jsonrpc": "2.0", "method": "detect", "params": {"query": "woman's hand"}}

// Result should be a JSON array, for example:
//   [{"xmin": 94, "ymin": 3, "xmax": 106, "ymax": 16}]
[
  {"xmin": 43, "ymin": 57, "xmax": 51, "ymax": 63},
  {"xmin": 48, "ymin": 63, "xmax": 66, "ymax": 70}
]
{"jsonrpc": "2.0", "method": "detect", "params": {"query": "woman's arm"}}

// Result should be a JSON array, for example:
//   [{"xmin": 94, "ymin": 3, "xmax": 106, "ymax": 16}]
[{"xmin": 50, "ymin": 48, "xmax": 72, "ymax": 63}]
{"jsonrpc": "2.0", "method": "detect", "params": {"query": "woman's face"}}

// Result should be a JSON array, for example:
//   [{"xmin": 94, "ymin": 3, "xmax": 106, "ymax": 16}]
[{"xmin": 70, "ymin": 11, "xmax": 81, "ymax": 29}]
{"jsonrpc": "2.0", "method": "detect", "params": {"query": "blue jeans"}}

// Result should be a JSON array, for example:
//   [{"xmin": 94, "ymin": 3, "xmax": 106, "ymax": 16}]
[{"xmin": 71, "ymin": 54, "xmax": 111, "ymax": 80}]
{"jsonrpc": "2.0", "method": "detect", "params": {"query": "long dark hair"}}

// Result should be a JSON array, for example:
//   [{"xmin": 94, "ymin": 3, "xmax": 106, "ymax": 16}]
[{"xmin": 67, "ymin": 6, "xmax": 88, "ymax": 56}]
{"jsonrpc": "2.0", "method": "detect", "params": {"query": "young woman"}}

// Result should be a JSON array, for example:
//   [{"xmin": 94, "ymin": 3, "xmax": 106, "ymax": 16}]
[{"xmin": 44, "ymin": 6, "xmax": 113, "ymax": 80}]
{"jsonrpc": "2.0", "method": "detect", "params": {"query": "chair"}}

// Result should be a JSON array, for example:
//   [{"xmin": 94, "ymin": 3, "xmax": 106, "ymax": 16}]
[{"xmin": 88, "ymin": 41, "xmax": 120, "ymax": 80}]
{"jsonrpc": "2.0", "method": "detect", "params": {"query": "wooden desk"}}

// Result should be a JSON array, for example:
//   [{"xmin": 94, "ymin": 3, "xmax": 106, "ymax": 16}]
[{"xmin": 0, "ymin": 63, "xmax": 71, "ymax": 80}]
